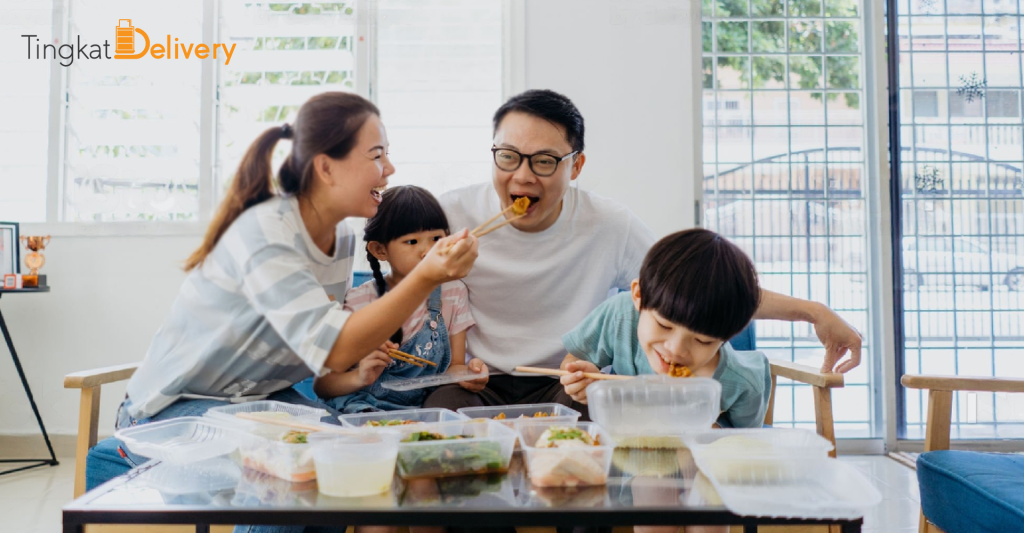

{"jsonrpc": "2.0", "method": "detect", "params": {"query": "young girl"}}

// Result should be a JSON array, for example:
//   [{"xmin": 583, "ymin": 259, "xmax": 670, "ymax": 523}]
[{"xmin": 314, "ymin": 185, "xmax": 483, "ymax": 412}]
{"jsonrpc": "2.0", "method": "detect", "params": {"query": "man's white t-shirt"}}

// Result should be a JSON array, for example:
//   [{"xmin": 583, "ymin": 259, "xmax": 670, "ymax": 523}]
[{"xmin": 439, "ymin": 183, "xmax": 656, "ymax": 372}]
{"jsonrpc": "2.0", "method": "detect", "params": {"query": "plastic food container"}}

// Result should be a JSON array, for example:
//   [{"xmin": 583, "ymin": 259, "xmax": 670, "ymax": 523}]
[
  {"xmin": 307, "ymin": 430, "xmax": 399, "ymax": 498},
  {"xmin": 393, "ymin": 419, "xmax": 517, "ymax": 479},
  {"xmin": 518, "ymin": 421, "xmax": 615, "ymax": 488},
  {"xmin": 205, "ymin": 400, "xmax": 329, "ymax": 437},
  {"xmin": 457, "ymin": 404, "xmax": 581, "ymax": 431},
  {"xmin": 587, "ymin": 376, "xmax": 722, "ymax": 448},
  {"xmin": 339, "ymin": 408, "xmax": 469, "ymax": 428},
  {"xmin": 136, "ymin": 456, "xmax": 242, "ymax": 495},
  {"xmin": 681, "ymin": 428, "xmax": 835, "ymax": 463},
  {"xmin": 695, "ymin": 455, "xmax": 882, "ymax": 519},
  {"xmin": 115, "ymin": 417, "xmax": 242, "ymax": 464},
  {"xmin": 235, "ymin": 425, "xmax": 344, "ymax": 483},
  {"xmin": 231, "ymin": 467, "xmax": 319, "ymax": 507}
]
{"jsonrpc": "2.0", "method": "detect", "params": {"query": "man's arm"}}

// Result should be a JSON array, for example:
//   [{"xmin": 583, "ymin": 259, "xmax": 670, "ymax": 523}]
[{"xmin": 754, "ymin": 289, "xmax": 862, "ymax": 374}]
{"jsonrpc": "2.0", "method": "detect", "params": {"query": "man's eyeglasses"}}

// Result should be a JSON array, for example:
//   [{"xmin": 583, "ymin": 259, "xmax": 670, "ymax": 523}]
[{"xmin": 491, "ymin": 147, "xmax": 578, "ymax": 177}]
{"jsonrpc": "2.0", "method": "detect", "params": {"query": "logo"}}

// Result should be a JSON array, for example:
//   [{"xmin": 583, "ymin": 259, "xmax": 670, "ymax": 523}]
[{"xmin": 22, "ymin": 18, "xmax": 236, "ymax": 67}]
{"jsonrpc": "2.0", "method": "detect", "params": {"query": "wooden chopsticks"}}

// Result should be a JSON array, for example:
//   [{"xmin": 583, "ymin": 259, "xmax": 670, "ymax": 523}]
[
  {"xmin": 389, "ymin": 349, "xmax": 437, "ymax": 367},
  {"xmin": 234, "ymin": 412, "xmax": 351, "ymax": 434},
  {"xmin": 514, "ymin": 366, "xmax": 634, "ymax": 381},
  {"xmin": 442, "ymin": 198, "xmax": 531, "ymax": 253}
]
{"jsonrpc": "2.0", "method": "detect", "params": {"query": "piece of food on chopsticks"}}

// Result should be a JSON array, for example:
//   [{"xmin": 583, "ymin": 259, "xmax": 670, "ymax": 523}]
[
  {"xmin": 669, "ymin": 363, "xmax": 693, "ymax": 378},
  {"xmin": 441, "ymin": 197, "xmax": 532, "ymax": 254},
  {"xmin": 527, "ymin": 426, "xmax": 607, "ymax": 487},
  {"xmin": 510, "ymin": 196, "xmax": 531, "ymax": 216}
]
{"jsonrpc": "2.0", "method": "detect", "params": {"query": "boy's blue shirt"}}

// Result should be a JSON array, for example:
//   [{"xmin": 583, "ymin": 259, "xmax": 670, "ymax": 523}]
[{"xmin": 562, "ymin": 292, "xmax": 772, "ymax": 428}]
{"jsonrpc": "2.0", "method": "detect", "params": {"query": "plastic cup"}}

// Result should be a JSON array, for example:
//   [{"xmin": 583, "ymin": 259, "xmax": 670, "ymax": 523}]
[{"xmin": 307, "ymin": 431, "xmax": 399, "ymax": 498}]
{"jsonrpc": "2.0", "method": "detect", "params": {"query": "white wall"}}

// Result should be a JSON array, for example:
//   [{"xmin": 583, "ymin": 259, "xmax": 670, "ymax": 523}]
[
  {"xmin": 0, "ymin": 0, "xmax": 702, "ymax": 438},
  {"xmin": 0, "ymin": 236, "xmax": 197, "ymax": 436},
  {"xmin": 523, "ymin": 0, "xmax": 701, "ymax": 237}
]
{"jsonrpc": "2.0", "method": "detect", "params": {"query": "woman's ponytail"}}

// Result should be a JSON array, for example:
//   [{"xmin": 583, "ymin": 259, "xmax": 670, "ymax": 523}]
[{"xmin": 184, "ymin": 125, "xmax": 287, "ymax": 271}]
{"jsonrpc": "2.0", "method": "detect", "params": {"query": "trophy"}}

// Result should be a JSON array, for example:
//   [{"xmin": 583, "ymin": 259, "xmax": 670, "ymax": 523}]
[{"xmin": 20, "ymin": 235, "xmax": 50, "ymax": 288}]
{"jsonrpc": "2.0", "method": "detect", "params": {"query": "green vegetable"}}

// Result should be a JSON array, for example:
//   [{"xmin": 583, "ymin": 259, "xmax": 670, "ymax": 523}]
[
  {"xmin": 398, "ymin": 439, "xmax": 507, "ymax": 477},
  {"xmin": 547, "ymin": 429, "xmax": 586, "ymax": 441}
]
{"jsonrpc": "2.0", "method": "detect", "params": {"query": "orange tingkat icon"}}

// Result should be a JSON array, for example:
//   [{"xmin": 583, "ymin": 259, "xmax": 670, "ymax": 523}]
[{"xmin": 114, "ymin": 18, "xmax": 149, "ymax": 59}]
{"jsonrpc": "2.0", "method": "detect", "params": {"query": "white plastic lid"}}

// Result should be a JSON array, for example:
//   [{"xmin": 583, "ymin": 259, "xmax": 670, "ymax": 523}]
[{"xmin": 588, "ymin": 375, "xmax": 722, "ymax": 436}]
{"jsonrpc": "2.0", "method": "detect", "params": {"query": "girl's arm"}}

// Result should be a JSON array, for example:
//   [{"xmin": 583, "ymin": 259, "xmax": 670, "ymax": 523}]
[
  {"xmin": 315, "ymin": 350, "xmax": 393, "ymax": 397},
  {"xmin": 324, "ymin": 230, "xmax": 478, "ymax": 372},
  {"xmin": 313, "ymin": 369, "xmax": 366, "ymax": 398},
  {"xmin": 446, "ymin": 330, "xmax": 489, "ymax": 392}
]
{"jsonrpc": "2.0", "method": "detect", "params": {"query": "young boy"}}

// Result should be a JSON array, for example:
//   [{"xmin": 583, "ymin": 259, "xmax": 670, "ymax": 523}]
[{"xmin": 559, "ymin": 228, "xmax": 770, "ymax": 429}]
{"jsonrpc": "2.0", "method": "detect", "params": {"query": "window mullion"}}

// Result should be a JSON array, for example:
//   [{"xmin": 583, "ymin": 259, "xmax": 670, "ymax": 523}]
[
  {"xmin": 199, "ymin": 0, "xmax": 217, "ymax": 222},
  {"xmin": 47, "ymin": 0, "xmax": 69, "ymax": 223}
]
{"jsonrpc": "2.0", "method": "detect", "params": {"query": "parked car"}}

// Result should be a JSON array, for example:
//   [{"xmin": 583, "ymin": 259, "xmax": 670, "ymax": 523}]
[{"xmin": 902, "ymin": 237, "xmax": 1024, "ymax": 291}]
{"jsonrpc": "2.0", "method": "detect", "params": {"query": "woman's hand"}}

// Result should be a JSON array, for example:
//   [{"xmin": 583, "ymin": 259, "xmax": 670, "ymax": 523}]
[
  {"xmin": 451, "ymin": 358, "xmax": 489, "ymax": 393},
  {"xmin": 412, "ymin": 229, "xmax": 479, "ymax": 284},
  {"xmin": 355, "ymin": 348, "xmax": 393, "ymax": 388},
  {"xmin": 559, "ymin": 360, "xmax": 601, "ymax": 404}
]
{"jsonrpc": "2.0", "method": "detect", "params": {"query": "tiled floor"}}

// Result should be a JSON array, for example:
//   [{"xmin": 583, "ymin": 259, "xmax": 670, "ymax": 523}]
[{"xmin": 2, "ymin": 455, "xmax": 919, "ymax": 532}]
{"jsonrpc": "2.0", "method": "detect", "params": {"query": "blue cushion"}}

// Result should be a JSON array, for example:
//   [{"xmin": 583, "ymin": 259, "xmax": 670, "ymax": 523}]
[
  {"xmin": 730, "ymin": 321, "xmax": 756, "ymax": 351},
  {"xmin": 917, "ymin": 450, "xmax": 1024, "ymax": 533}
]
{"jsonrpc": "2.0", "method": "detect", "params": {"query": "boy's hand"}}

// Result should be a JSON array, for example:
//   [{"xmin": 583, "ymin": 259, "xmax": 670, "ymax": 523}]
[
  {"xmin": 560, "ymin": 360, "xmax": 601, "ymax": 404},
  {"xmin": 451, "ymin": 358, "xmax": 489, "ymax": 393},
  {"xmin": 355, "ymin": 348, "xmax": 393, "ymax": 388}
]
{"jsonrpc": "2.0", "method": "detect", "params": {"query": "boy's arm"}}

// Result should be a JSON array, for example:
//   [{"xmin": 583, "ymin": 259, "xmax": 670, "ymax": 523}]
[
  {"xmin": 559, "ymin": 353, "xmax": 601, "ymax": 404},
  {"xmin": 755, "ymin": 289, "xmax": 862, "ymax": 374}
]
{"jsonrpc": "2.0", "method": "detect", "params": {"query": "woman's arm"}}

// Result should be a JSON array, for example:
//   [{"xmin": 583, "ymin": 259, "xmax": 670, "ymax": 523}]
[
  {"xmin": 754, "ymin": 289, "xmax": 862, "ymax": 374},
  {"xmin": 324, "ymin": 231, "xmax": 478, "ymax": 372},
  {"xmin": 313, "ymin": 369, "xmax": 365, "ymax": 398}
]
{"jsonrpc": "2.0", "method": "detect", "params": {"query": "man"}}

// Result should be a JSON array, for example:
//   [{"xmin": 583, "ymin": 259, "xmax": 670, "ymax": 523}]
[{"xmin": 427, "ymin": 89, "xmax": 862, "ymax": 414}]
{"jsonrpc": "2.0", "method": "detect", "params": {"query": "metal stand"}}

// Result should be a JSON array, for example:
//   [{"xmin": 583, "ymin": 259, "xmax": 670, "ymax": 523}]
[{"xmin": 0, "ymin": 291, "xmax": 59, "ymax": 475}]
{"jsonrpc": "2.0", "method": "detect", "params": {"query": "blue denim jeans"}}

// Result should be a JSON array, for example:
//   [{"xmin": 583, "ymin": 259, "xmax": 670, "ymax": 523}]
[{"xmin": 88, "ymin": 387, "xmax": 346, "ymax": 533}]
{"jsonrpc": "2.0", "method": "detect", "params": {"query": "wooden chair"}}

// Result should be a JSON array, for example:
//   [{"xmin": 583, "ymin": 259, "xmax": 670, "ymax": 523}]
[{"xmin": 901, "ymin": 374, "xmax": 1024, "ymax": 533}]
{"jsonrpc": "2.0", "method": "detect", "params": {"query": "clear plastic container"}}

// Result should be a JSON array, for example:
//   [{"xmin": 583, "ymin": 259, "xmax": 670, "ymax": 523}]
[
  {"xmin": 380, "ymin": 370, "xmax": 492, "ymax": 391},
  {"xmin": 695, "ymin": 455, "xmax": 882, "ymax": 519},
  {"xmin": 518, "ymin": 421, "xmax": 616, "ymax": 488},
  {"xmin": 231, "ymin": 467, "xmax": 319, "ymax": 507},
  {"xmin": 393, "ymin": 419, "xmax": 517, "ymax": 479},
  {"xmin": 135, "ymin": 456, "xmax": 242, "ymax": 495},
  {"xmin": 338, "ymin": 408, "xmax": 469, "ymax": 428},
  {"xmin": 307, "ymin": 430, "xmax": 399, "ymax": 498},
  {"xmin": 235, "ymin": 426, "xmax": 334, "ymax": 483},
  {"xmin": 458, "ymin": 404, "xmax": 581, "ymax": 431},
  {"xmin": 587, "ymin": 376, "xmax": 722, "ymax": 448},
  {"xmin": 114, "ymin": 417, "xmax": 242, "ymax": 464},
  {"xmin": 681, "ymin": 428, "xmax": 835, "ymax": 461},
  {"xmin": 205, "ymin": 400, "xmax": 329, "ymax": 437}
]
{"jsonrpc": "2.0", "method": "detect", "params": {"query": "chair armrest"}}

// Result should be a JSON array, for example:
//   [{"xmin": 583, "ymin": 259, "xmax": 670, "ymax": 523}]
[
  {"xmin": 769, "ymin": 360, "xmax": 844, "ymax": 388},
  {"xmin": 64, "ymin": 363, "xmax": 139, "ymax": 389},
  {"xmin": 902, "ymin": 374, "xmax": 1024, "ymax": 393}
]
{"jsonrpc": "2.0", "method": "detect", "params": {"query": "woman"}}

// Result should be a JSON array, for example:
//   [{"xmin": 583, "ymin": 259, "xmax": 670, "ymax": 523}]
[{"xmin": 93, "ymin": 92, "xmax": 477, "ymax": 530}]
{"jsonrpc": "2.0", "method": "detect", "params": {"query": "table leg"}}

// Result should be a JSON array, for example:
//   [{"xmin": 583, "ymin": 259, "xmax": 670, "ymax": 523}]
[
  {"xmin": 841, "ymin": 522, "xmax": 862, "ymax": 533},
  {"xmin": 0, "ymin": 296, "xmax": 59, "ymax": 475},
  {"xmin": 196, "ymin": 525, "xmax": 210, "ymax": 533},
  {"xmin": 63, "ymin": 522, "xmax": 83, "ymax": 533},
  {"xmin": 743, "ymin": 526, "xmax": 757, "ymax": 533}
]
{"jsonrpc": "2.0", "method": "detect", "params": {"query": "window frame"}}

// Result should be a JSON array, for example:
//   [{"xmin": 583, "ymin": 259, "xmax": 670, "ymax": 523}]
[{"xmin": 22, "ymin": 0, "xmax": 521, "ymax": 237}]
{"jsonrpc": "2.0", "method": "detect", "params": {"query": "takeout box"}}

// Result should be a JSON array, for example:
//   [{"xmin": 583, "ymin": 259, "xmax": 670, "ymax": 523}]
[
  {"xmin": 587, "ymin": 376, "xmax": 721, "ymax": 448},
  {"xmin": 457, "ymin": 403, "xmax": 581, "ymax": 431},
  {"xmin": 338, "ymin": 407, "xmax": 468, "ymax": 428},
  {"xmin": 391, "ymin": 419, "xmax": 517, "ymax": 479},
  {"xmin": 204, "ymin": 400, "xmax": 330, "ymax": 438},
  {"xmin": 517, "ymin": 421, "xmax": 616, "ymax": 488},
  {"xmin": 114, "ymin": 416, "xmax": 244, "ymax": 465}
]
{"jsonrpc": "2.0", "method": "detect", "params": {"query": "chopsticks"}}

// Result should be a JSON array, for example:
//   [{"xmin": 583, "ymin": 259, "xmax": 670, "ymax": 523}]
[
  {"xmin": 234, "ymin": 412, "xmax": 351, "ymax": 434},
  {"xmin": 514, "ymin": 366, "xmax": 634, "ymax": 381},
  {"xmin": 442, "ymin": 198, "xmax": 531, "ymax": 253},
  {"xmin": 389, "ymin": 349, "xmax": 437, "ymax": 367}
]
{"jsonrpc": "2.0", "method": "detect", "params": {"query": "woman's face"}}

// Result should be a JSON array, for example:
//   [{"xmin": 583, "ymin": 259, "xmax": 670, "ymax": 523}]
[{"xmin": 316, "ymin": 114, "xmax": 395, "ymax": 219}]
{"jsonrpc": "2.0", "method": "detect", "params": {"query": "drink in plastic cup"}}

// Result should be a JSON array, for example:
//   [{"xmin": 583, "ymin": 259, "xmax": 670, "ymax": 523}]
[{"xmin": 307, "ymin": 431, "xmax": 399, "ymax": 497}]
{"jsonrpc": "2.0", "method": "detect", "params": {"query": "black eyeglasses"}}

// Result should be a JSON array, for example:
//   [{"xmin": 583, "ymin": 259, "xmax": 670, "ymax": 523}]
[{"xmin": 491, "ymin": 147, "xmax": 578, "ymax": 177}]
